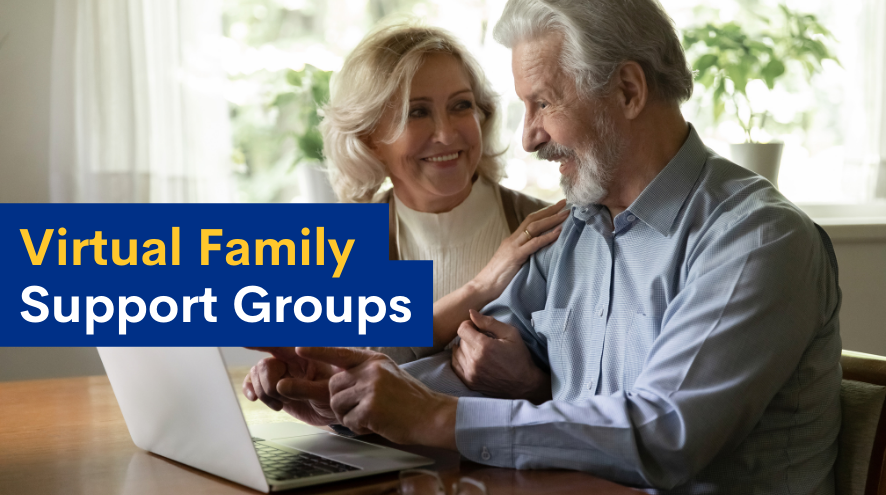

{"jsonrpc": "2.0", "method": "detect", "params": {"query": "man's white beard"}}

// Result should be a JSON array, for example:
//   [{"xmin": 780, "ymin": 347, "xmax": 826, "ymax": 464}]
[
  {"xmin": 560, "ymin": 148, "xmax": 610, "ymax": 206},
  {"xmin": 538, "ymin": 109, "xmax": 622, "ymax": 206}
]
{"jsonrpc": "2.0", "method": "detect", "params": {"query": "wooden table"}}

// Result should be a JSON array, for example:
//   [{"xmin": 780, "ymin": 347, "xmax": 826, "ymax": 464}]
[{"xmin": 0, "ymin": 371, "xmax": 638, "ymax": 495}]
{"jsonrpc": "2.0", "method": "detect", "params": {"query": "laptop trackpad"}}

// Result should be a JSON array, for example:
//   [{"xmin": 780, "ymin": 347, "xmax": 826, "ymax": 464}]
[
  {"xmin": 275, "ymin": 435, "xmax": 420, "ymax": 470},
  {"xmin": 248, "ymin": 422, "xmax": 326, "ymax": 440}
]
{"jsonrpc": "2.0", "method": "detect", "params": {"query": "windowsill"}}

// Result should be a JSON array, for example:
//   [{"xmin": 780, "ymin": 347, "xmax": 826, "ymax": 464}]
[{"xmin": 798, "ymin": 203, "xmax": 886, "ymax": 242}]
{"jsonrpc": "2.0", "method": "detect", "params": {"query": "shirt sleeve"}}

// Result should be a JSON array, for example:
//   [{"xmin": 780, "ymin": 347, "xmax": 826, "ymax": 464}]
[
  {"xmin": 364, "ymin": 346, "xmax": 418, "ymax": 365},
  {"xmin": 401, "ymin": 245, "xmax": 555, "ymax": 394},
  {"xmin": 399, "ymin": 350, "xmax": 485, "ymax": 397},
  {"xmin": 452, "ymin": 209, "xmax": 841, "ymax": 489}
]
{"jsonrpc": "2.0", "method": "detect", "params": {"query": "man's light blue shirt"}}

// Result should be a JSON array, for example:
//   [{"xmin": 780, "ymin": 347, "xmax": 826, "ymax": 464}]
[{"xmin": 404, "ymin": 126, "xmax": 842, "ymax": 493}]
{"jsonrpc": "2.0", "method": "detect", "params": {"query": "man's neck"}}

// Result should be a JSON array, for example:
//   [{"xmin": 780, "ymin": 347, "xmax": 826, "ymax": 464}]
[{"xmin": 603, "ymin": 105, "xmax": 689, "ymax": 219}]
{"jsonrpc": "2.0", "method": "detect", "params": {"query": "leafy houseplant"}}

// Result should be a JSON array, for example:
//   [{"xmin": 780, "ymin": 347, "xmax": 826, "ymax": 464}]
[
  {"xmin": 272, "ymin": 64, "xmax": 332, "ymax": 164},
  {"xmin": 270, "ymin": 65, "xmax": 336, "ymax": 202},
  {"xmin": 681, "ymin": 5, "xmax": 839, "ymax": 185}
]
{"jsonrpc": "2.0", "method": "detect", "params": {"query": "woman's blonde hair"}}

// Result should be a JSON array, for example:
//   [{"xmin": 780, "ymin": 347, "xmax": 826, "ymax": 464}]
[{"xmin": 320, "ymin": 23, "xmax": 505, "ymax": 203}]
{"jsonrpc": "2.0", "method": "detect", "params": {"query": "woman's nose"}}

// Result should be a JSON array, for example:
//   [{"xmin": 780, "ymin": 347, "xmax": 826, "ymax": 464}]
[{"xmin": 432, "ymin": 115, "xmax": 458, "ymax": 145}]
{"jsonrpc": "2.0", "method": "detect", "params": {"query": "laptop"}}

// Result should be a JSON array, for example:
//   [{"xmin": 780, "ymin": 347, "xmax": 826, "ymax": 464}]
[{"xmin": 98, "ymin": 347, "xmax": 433, "ymax": 492}]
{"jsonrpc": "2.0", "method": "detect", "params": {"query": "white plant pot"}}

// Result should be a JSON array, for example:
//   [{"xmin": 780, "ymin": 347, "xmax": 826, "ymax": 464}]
[
  {"xmin": 295, "ymin": 163, "xmax": 337, "ymax": 203},
  {"xmin": 729, "ymin": 142, "xmax": 784, "ymax": 188}
]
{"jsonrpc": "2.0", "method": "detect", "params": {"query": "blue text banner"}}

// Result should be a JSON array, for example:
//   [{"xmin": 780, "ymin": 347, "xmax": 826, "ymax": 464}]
[{"xmin": 0, "ymin": 204, "xmax": 432, "ymax": 347}]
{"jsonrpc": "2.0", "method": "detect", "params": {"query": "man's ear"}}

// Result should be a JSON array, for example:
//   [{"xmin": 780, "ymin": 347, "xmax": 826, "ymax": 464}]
[{"xmin": 613, "ymin": 61, "xmax": 648, "ymax": 120}]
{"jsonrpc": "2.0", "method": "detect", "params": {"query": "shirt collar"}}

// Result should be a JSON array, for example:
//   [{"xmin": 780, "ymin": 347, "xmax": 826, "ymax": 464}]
[
  {"xmin": 572, "ymin": 124, "xmax": 708, "ymax": 236},
  {"xmin": 628, "ymin": 124, "xmax": 707, "ymax": 236}
]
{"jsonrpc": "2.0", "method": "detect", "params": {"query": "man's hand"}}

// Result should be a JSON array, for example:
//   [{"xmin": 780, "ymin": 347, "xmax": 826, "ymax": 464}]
[
  {"xmin": 298, "ymin": 347, "xmax": 458, "ymax": 450},
  {"xmin": 452, "ymin": 310, "xmax": 551, "ymax": 403},
  {"xmin": 241, "ymin": 347, "xmax": 336, "ymax": 426}
]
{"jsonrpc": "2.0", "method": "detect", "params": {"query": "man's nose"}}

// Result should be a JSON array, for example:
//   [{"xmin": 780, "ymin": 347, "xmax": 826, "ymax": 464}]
[{"xmin": 522, "ymin": 114, "xmax": 550, "ymax": 152}]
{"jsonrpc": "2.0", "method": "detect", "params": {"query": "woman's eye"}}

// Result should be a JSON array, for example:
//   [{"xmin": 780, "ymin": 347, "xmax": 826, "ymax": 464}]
[
  {"xmin": 408, "ymin": 108, "xmax": 428, "ymax": 118},
  {"xmin": 454, "ymin": 100, "xmax": 474, "ymax": 111}
]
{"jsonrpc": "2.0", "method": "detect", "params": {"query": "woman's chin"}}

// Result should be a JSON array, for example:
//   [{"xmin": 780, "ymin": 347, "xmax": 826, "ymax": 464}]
[
  {"xmin": 421, "ymin": 175, "xmax": 474, "ymax": 203},
  {"xmin": 421, "ymin": 161, "xmax": 473, "ymax": 183}
]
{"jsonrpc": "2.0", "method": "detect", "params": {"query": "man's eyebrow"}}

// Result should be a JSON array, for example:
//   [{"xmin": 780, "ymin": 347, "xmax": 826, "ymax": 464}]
[
  {"xmin": 409, "ymin": 88, "xmax": 473, "ymax": 103},
  {"xmin": 516, "ymin": 89, "xmax": 542, "ymax": 104}
]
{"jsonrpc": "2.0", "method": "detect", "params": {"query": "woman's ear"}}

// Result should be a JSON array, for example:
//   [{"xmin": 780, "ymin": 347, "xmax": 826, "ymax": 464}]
[{"xmin": 360, "ymin": 133, "xmax": 381, "ymax": 160}]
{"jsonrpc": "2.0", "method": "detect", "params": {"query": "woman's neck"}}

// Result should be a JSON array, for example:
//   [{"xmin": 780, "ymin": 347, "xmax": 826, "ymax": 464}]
[{"xmin": 391, "ymin": 181, "xmax": 473, "ymax": 213}]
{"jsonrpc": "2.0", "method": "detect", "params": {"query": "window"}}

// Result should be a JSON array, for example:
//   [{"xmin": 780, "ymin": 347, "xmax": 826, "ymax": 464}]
[
  {"xmin": 668, "ymin": 0, "xmax": 885, "ymax": 205},
  {"xmin": 221, "ymin": 0, "xmax": 886, "ymax": 206}
]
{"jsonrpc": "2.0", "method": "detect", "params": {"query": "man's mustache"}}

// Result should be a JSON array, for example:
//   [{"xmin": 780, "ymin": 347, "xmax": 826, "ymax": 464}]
[{"xmin": 536, "ymin": 142, "xmax": 577, "ymax": 163}]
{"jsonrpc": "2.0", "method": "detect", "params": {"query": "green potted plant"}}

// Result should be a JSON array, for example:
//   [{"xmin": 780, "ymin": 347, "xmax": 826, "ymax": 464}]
[
  {"xmin": 271, "ymin": 64, "xmax": 336, "ymax": 202},
  {"xmin": 682, "ymin": 4, "xmax": 839, "ymax": 187}
]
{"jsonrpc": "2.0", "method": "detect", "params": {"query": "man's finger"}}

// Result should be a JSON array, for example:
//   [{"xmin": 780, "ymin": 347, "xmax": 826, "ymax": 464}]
[
  {"xmin": 242, "ymin": 374, "xmax": 257, "ymax": 401},
  {"xmin": 245, "ymin": 347, "xmax": 299, "ymax": 361},
  {"xmin": 341, "ymin": 405, "xmax": 373, "ymax": 436},
  {"xmin": 329, "ymin": 369, "xmax": 359, "ymax": 396},
  {"xmin": 257, "ymin": 358, "xmax": 287, "ymax": 400},
  {"xmin": 249, "ymin": 366, "xmax": 265, "ymax": 399},
  {"xmin": 451, "ymin": 345, "xmax": 468, "ymax": 382},
  {"xmin": 277, "ymin": 376, "xmax": 330, "ymax": 402},
  {"xmin": 329, "ymin": 385, "xmax": 362, "ymax": 423},
  {"xmin": 455, "ymin": 328, "xmax": 485, "ymax": 364},
  {"xmin": 468, "ymin": 309, "xmax": 519, "ymax": 340},
  {"xmin": 296, "ymin": 347, "xmax": 376, "ymax": 369},
  {"xmin": 250, "ymin": 365, "xmax": 283, "ymax": 411},
  {"xmin": 456, "ymin": 319, "xmax": 487, "ymax": 347}
]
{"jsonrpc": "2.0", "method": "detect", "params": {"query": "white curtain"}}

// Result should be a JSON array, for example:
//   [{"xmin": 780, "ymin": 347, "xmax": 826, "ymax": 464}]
[
  {"xmin": 49, "ymin": 0, "xmax": 234, "ymax": 203},
  {"xmin": 842, "ymin": 0, "xmax": 886, "ymax": 201}
]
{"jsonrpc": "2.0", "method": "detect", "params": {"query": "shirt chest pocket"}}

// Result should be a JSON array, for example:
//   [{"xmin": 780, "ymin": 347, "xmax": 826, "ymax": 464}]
[
  {"xmin": 531, "ymin": 308, "xmax": 601, "ymax": 401},
  {"xmin": 613, "ymin": 310, "xmax": 660, "ymax": 391},
  {"xmin": 627, "ymin": 310, "xmax": 659, "ymax": 354}
]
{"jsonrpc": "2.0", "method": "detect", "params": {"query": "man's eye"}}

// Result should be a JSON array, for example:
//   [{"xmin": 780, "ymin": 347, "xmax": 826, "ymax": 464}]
[{"xmin": 538, "ymin": 101, "xmax": 549, "ymax": 110}]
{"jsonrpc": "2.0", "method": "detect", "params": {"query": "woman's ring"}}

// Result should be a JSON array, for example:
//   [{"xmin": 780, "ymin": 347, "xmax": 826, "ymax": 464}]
[{"xmin": 523, "ymin": 229, "xmax": 533, "ymax": 241}]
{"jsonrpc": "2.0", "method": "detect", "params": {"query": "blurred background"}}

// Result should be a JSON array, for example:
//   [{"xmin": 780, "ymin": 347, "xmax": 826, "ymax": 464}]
[
  {"xmin": 215, "ymin": 0, "xmax": 884, "ymax": 205},
  {"xmin": 1, "ymin": 0, "xmax": 884, "ymax": 380}
]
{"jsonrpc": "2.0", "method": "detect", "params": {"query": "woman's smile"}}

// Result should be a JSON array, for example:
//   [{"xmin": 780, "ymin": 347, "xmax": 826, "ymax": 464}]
[
  {"xmin": 421, "ymin": 150, "xmax": 464, "ymax": 168},
  {"xmin": 368, "ymin": 53, "xmax": 483, "ymax": 213}
]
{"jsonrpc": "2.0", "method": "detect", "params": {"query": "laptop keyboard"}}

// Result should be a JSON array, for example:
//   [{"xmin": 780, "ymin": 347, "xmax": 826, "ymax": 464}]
[{"xmin": 252, "ymin": 438, "xmax": 361, "ymax": 481}]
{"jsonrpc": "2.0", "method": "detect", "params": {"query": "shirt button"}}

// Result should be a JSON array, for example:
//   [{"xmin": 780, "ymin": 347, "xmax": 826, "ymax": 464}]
[
  {"xmin": 627, "ymin": 215, "xmax": 636, "ymax": 222},
  {"xmin": 481, "ymin": 447, "xmax": 491, "ymax": 461},
  {"xmin": 598, "ymin": 307, "xmax": 604, "ymax": 317}
]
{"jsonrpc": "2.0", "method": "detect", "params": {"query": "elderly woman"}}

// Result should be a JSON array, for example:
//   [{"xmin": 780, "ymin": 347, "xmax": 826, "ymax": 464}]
[
  {"xmin": 319, "ymin": 24, "xmax": 566, "ymax": 364},
  {"xmin": 242, "ymin": 25, "xmax": 566, "ymax": 413}
]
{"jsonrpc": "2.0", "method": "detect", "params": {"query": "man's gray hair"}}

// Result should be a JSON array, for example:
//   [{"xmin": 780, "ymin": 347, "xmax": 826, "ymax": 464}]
[{"xmin": 493, "ymin": 0, "xmax": 693, "ymax": 103}]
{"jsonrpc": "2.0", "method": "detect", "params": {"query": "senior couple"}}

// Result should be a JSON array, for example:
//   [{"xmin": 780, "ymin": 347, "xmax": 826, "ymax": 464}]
[{"xmin": 244, "ymin": 0, "xmax": 843, "ymax": 492}]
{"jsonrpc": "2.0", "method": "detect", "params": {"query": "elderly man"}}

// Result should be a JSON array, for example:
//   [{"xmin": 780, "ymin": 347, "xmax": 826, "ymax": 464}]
[{"xmin": 244, "ymin": 0, "xmax": 842, "ymax": 492}]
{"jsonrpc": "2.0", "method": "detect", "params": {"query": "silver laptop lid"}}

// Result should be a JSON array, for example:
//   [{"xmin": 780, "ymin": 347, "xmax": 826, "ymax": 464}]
[{"xmin": 98, "ymin": 347, "xmax": 269, "ymax": 493}]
